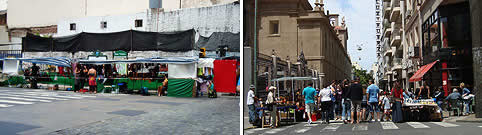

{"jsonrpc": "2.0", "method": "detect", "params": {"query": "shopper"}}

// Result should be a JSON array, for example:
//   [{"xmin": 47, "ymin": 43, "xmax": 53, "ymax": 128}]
[
  {"xmin": 361, "ymin": 86, "xmax": 368, "ymax": 122},
  {"xmin": 367, "ymin": 80, "xmax": 380, "ymax": 122},
  {"xmin": 30, "ymin": 63, "xmax": 40, "ymax": 89},
  {"xmin": 418, "ymin": 82, "xmax": 431, "ymax": 99},
  {"xmin": 341, "ymin": 79, "xmax": 351, "ymax": 124},
  {"xmin": 348, "ymin": 78, "xmax": 363, "ymax": 124},
  {"xmin": 302, "ymin": 83, "xmax": 317, "ymax": 125},
  {"xmin": 391, "ymin": 81, "xmax": 404, "ymax": 123},
  {"xmin": 266, "ymin": 86, "xmax": 278, "ymax": 128},
  {"xmin": 88, "ymin": 66, "xmax": 97, "ymax": 94},
  {"xmin": 319, "ymin": 85, "xmax": 333, "ymax": 124},
  {"xmin": 247, "ymin": 85, "xmax": 257, "ymax": 124},
  {"xmin": 74, "ymin": 64, "xmax": 81, "ymax": 92}
]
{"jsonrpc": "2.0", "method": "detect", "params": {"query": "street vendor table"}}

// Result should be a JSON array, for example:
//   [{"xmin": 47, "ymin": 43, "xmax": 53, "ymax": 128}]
[
  {"xmin": 402, "ymin": 102, "xmax": 442, "ymax": 122},
  {"xmin": 255, "ymin": 105, "xmax": 297, "ymax": 128}
]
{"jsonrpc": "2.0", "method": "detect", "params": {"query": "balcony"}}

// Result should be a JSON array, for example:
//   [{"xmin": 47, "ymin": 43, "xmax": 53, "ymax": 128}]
[
  {"xmin": 383, "ymin": 2, "xmax": 391, "ymax": 19},
  {"xmin": 392, "ymin": 58, "xmax": 402, "ymax": 70},
  {"xmin": 390, "ymin": 0, "xmax": 401, "ymax": 22},
  {"xmin": 390, "ymin": 29, "xmax": 401, "ymax": 47}
]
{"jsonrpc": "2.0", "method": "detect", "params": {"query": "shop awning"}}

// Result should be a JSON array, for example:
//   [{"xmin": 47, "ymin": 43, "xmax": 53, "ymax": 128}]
[
  {"xmin": 78, "ymin": 57, "xmax": 197, "ymax": 64},
  {"xmin": 0, "ymin": 57, "xmax": 72, "ymax": 67},
  {"xmin": 409, "ymin": 60, "xmax": 438, "ymax": 82}
]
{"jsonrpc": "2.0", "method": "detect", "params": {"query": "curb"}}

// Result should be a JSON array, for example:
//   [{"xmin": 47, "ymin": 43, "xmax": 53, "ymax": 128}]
[{"xmin": 455, "ymin": 120, "xmax": 482, "ymax": 123}]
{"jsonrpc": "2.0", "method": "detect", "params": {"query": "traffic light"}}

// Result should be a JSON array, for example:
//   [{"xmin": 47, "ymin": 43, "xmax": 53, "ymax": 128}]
[{"xmin": 200, "ymin": 48, "xmax": 206, "ymax": 58}]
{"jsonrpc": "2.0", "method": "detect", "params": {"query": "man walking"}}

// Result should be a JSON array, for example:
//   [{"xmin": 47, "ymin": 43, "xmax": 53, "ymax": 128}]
[
  {"xmin": 302, "ymin": 82, "xmax": 317, "ymax": 125},
  {"xmin": 348, "ymin": 78, "xmax": 363, "ymax": 124},
  {"xmin": 367, "ymin": 80, "xmax": 380, "ymax": 122},
  {"xmin": 247, "ymin": 85, "xmax": 257, "ymax": 124}
]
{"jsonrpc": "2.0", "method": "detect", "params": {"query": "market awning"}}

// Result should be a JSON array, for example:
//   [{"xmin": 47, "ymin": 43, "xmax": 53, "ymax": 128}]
[
  {"xmin": 0, "ymin": 57, "xmax": 72, "ymax": 67},
  {"xmin": 78, "ymin": 57, "xmax": 197, "ymax": 64},
  {"xmin": 409, "ymin": 60, "xmax": 438, "ymax": 82}
]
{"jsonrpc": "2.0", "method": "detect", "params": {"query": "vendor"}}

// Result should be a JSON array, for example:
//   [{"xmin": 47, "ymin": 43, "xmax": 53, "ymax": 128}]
[
  {"xmin": 266, "ymin": 86, "xmax": 279, "ymax": 128},
  {"xmin": 30, "ymin": 63, "xmax": 40, "ymax": 89},
  {"xmin": 417, "ymin": 82, "xmax": 431, "ymax": 99}
]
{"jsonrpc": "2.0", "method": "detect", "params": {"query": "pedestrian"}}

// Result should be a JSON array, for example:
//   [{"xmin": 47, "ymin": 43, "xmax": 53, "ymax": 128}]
[
  {"xmin": 81, "ymin": 65, "xmax": 88, "ymax": 91},
  {"xmin": 319, "ymin": 85, "xmax": 333, "ymax": 124},
  {"xmin": 391, "ymin": 81, "xmax": 404, "ymax": 123},
  {"xmin": 433, "ymin": 86, "xmax": 445, "ymax": 118},
  {"xmin": 361, "ymin": 86, "xmax": 368, "ymax": 121},
  {"xmin": 88, "ymin": 66, "xmax": 97, "ymax": 94},
  {"xmin": 367, "ymin": 80, "xmax": 380, "ymax": 122},
  {"xmin": 348, "ymin": 78, "xmax": 363, "ymax": 124},
  {"xmin": 335, "ymin": 84, "xmax": 343, "ymax": 121},
  {"xmin": 381, "ymin": 91, "xmax": 391, "ymax": 121},
  {"xmin": 247, "ymin": 85, "xmax": 257, "ymax": 124},
  {"xmin": 460, "ymin": 83, "xmax": 471, "ymax": 115},
  {"xmin": 418, "ymin": 82, "xmax": 431, "ymax": 99},
  {"xmin": 302, "ymin": 83, "xmax": 317, "ymax": 125},
  {"xmin": 341, "ymin": 79, "xmax": 351, "ymax": 124},
  {"xmin": 445, "ymin": 88, "xmax": 462, "ymax": 100},
  {"xmin": 74, "ymin": 64, "xmax": 81, "ymax": 92},
  {"xmin": 266, "ymin": 86, "xmax": 278, "ymax": 128},
  {"xmin": 329, "ymin": 81, "xmax": 336, "ymax": 120},
  {"xmin": 30, "ymin": 63, "xmax": 40, "ymax": 89}
]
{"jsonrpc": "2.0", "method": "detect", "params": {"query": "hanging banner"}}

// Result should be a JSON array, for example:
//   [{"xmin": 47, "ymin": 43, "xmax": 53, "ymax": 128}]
[{"xmin": 168, "ymin": 63, "xmax": 197, "ymax": 79}]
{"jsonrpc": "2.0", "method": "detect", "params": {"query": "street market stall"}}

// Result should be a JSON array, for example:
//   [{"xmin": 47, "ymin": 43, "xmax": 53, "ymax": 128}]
[{"xmin": 402, "ymin": 99, "xmax": 443, "ymax": 122}]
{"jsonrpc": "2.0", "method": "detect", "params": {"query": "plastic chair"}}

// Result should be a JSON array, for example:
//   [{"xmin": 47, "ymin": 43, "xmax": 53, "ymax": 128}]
[{"xmin": 448, "ymin": 99, "xmax": 462, "ymax": 116}]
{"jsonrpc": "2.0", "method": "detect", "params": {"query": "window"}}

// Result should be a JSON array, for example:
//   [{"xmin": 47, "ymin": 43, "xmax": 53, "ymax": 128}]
[
  {"xmin": 70, "ymin": 23, "xmax": 76, "ymax": 31},
  {"xmin": 101, "ymin": 21, "xmax": 107, "ymax": 29},
  {"xmin": 135, "ymin": 19, "xmax": 143, "ymax": 27},
  {"xmin": 269, "ymin": 20, "xmax": 279, "ymax": 35}
]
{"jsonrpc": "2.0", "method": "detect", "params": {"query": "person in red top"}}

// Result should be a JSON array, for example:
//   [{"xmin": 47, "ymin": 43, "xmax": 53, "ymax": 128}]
[{"xmin": 390, "ymin": 81, "xmax": 404, "ymax": 123}]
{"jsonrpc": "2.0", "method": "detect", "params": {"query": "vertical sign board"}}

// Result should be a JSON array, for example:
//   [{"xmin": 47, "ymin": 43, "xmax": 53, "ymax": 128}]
[{"xmin": 375, "ymin": 0, "xmax": 382, "ymax": 57}]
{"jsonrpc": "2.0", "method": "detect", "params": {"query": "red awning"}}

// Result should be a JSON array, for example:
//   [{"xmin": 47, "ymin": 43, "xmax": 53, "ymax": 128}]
[{"xmin": 409, "ymin": 60, "xmax": 438, "ymax": 82}]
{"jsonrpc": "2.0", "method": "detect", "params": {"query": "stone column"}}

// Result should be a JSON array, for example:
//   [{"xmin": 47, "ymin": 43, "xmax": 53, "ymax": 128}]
[{"xmin": 470, "ymin": 0, "xmax": 482, "ymax": 118}]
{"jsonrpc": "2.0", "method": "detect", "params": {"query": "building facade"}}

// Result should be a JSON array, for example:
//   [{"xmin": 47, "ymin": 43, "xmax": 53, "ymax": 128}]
[
  {"xmin": 245, "ymin": 0, "xmax": 352, "ymax": 87},
  {"xmin": 378, "ymin": 0, "xmax": 481, "ymax": 117}
]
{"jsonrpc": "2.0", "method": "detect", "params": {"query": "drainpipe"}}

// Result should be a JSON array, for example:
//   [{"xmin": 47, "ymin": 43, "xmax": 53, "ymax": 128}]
[{"xmin": 253, "ymin": 0, "xmax": 258, "ymax": 93}]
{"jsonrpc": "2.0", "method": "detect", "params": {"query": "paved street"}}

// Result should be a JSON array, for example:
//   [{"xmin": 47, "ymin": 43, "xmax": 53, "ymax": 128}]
[
  {"xmin": 0, "ymin": 87, "xmax": 239, "ymax": 135},
  {"xmin": 244, "ymin": 120, "xmax": 482, "ymax": 135}
]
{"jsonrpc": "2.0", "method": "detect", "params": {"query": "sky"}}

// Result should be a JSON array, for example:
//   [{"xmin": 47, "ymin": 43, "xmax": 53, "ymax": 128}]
[{"xmin": 308, "ymin": 0, "xmax": 377, "ymax": 71}]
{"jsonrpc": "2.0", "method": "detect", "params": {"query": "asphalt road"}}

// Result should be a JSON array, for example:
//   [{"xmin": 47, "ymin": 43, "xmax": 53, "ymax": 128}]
[
  {"xmin": 244, "ymin": 120, "xmax": 482, "ymax": 135},
  {"xmin": 0, "ymin": 87, "xmax": 239, "ymax": 135}
]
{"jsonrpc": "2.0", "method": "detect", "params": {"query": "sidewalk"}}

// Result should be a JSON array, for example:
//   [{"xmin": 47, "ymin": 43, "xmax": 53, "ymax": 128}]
[{"xmin": 454, "ymin": 114, "xmax": 482, "ymax": 123}]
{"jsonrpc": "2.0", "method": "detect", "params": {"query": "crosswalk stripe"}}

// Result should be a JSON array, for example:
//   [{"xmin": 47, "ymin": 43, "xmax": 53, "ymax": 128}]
[
  {"xmin": 0, "ymin": 104, "xmax": 14, "ymax": 108},
  {"xmin": 295, "ymin": 127, "xmax": 312, "ymax": 133},
  {"xmin": 381, "ymin": 122, "xmax": 399, "ymax": 130},
  {"xmin": 430, "ymin": 122, "xmax": 459, "ymax": 127},
  {"xmin": 245, "ymin": 128, "xmax": 268, "ymax": 134},
  {"xmin": 5, "ymin": 92, "xmax": 83, "ymax": 99},
  {"xmin": 0, "ymin": 99, "xmax": 34, "ymax": 104},
  {"xmin": 0, "ymin": 93, "xmax": 69, "ymax": 100},
  {"xmin": 264, "ymin": 125, "xmax": 294, "ymax": 134},
  {"xmin": 25, "ymin": 92, "xmax": 96, "ymax": 98},
  {"xmin": 321, "ymin": 123, "xmax": 343, "ymax": 132},
  {"xmin": 407, "ymin": 122, "xmax": 429, "ymax": 128},
  {"xmin": 352, "ymin": 124, "xmax": 368, "ymax": 131},
  {"xmin": 0, "ymin": 96, "xmax": 51, "ymax": 102}
]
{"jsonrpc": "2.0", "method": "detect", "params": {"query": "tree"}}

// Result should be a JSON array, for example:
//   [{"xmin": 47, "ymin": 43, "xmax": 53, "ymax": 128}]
[{"xmin": 352, "ymin": 66, "xmax": 373, "ymax": 85}]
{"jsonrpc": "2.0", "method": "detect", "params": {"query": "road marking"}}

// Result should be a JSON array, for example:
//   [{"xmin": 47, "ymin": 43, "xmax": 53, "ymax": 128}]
[
  {"xmin": 244, "ymin": 128, "xmax": 268, "ymax": 134},
  {"xmin": 303, "ymin": 123, "xmax": 319, "ymax": 127},
  {"xmin": 352, "ymin": 124, "xmax": 368, "ymax": 131},
  {"xmin": 381, "ymin": 122, "xmax": 399, "ymax": 130},
  {"xmin": 264, "ymin": 125, "xmax": 294, "ymax": 134},
  {"xmin": 322, "ymin": 123, "xmax": 343, "ymax": 132},
  {"xmin": 295, "ymin": 127, "xmax": 312, "ymax": 133},
  {"xmin": 0, "ymin": 99, "xmax": 34, "ymax": 104},
  {"xmin": 0, "ymin": 104, "xmax": 14, "ymax": 108},
  {"xmin": 0, "ymin": 96, "xmax": 51, "ymax": 102},
  {"xmin": 407, "ymin": 122, "xmax": 430, "ymax": 128},
  {"xmin": 6, "ymin": 92, "xmax": 83, "ymax": 99},
  {"xmin": 430, "ymin": 122, "xmax": 459, "ymax": 127},
  {"xmin": 478, "ymin": 126, "xmax": 482, "ymax": 128},
  {"xmin": 0, "ymin": 93, "xmax": 69, "ymax": 100}
]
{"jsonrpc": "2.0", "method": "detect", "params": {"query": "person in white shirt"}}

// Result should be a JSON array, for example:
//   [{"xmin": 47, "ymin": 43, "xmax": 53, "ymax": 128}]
[
  {"xmin": 247, "ymin": 85, "xmax": 257, "ymax": 124},
  {"xmin": 319, "ymin": 86, "xmax": 334, "ymax": 124},
  {"xmin": 266, "ymin": 86, "xmax": 278, "ymax": 128}
]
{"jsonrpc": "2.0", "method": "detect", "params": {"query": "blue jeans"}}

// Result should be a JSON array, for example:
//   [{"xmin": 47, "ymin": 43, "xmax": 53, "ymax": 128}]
[
  {"xmin": 464, "ymin": 100, "xmax": 470, "ymax": 114},
  {"xmin": 437, "ymin": 100, "xmax": 443, "ymax": 118},
  {"xmin": 342, "ymin": 98, "xmax": 351, "ymax": 120},
  {"xmin": 248, "ymin": 104, "xmax": 256, "ymax": 123}
]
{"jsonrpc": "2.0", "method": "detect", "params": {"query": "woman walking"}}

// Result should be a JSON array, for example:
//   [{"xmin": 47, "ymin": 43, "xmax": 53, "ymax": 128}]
[
  {"xmin": 319, "ymin": 85, "xmax": 334, "ymax": 124},
  {"xmin": 88, "ymin": 66, "xmax": 97, "ymax": 94},
  {"xmin": 335, "ymin": 84, "xmax": 343, "ymax": 120},
  {"xmin": 391, "ymin": 81, "xmax": 404, "ymax": 123}
]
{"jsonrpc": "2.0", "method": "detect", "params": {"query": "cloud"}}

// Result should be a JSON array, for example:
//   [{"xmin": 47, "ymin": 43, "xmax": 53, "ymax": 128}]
[{"xmin": 309, "ymin": 0, "xmax": 377, "ymax": 70}]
